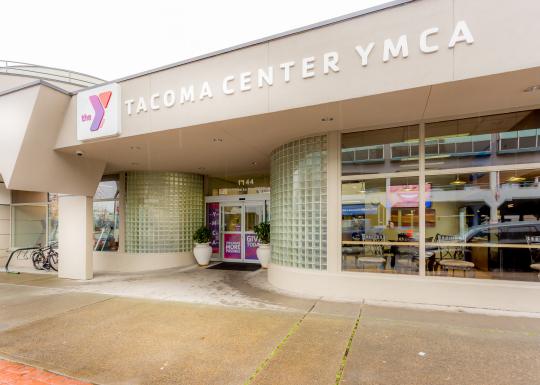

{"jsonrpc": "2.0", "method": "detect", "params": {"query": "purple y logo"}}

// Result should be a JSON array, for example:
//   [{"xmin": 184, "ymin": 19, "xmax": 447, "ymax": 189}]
[{"xmin": 88, "ymin": 91, "xmax": 112, "ymax": 131}]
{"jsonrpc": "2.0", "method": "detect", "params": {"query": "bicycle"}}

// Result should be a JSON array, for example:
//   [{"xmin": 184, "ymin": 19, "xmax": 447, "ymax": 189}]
[{"xmin": 32, "ymin": 242, "xmax": 59, "ymax": 271}]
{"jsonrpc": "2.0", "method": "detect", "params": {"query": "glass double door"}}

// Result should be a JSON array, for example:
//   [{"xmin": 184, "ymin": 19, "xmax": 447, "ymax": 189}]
[{"xmin": 221, "ymin": 202, "xmax": 265, "ymax": 263}]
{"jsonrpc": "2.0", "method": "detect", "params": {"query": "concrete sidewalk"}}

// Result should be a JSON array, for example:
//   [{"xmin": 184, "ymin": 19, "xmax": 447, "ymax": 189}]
[{"xmin": 0, "ymin": 270, "xmax": 539, "ymax": 384}]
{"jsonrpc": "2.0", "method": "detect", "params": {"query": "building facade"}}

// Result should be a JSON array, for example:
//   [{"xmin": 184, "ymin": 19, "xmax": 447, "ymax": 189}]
[{"xmin": 1, "ymin": 0, "xmax": 540, "ymax": 312}]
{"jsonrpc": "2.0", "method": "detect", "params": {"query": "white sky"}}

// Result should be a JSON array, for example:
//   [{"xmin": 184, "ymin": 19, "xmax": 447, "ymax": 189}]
[{"xmin": 0, "ymin": 0, "xmax": 390, "ymax": 80}]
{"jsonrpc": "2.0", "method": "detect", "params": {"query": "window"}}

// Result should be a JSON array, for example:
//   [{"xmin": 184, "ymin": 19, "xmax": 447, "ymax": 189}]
[
  {"xmin": 48, "ymin": 193, "xmax": 58, "ymax": 243},
  {"xmin": 342, "ymin": 177, "xmax": 419, "ymax": 275},
  {"xmin": 93, "ymin": 178, "xmax": 120, "ymax": 252},
  {"xmin": 342, "ymin": 125, "xmax": 419, "ymax": 175},
  {"xmin": 341, "ymin": 109, "xmax": 540, "ymax": 282},
  {"xmin": 11, "ymin": 205, "xmax": 47, "ymax": 248},
  {"xmin": 425, "ymin": 110, "xmax": 540, "ymax": 170}
]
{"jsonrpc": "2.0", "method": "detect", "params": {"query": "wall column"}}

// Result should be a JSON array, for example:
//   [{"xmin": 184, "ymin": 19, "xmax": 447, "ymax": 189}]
[
  {"xmin": 327, "ymin": 131, "xmax": 341, "ymax": 273},
  {"xmin": 58, "ymin": 195, "xmax": 93, "ymax": 280}
]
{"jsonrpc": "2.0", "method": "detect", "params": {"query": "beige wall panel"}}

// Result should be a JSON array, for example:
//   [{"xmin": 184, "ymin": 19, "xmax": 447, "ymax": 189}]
[
  {"xmin": 55, "ymin": 97, "xmax": 78, "ymax": 148},
  {"xmin": 7, "ymin": 86, "xmax": 106, "ymax": 195},
  {"xmin": 453, "ymin": 0, "xmax": 540, "ymax": 80},
  {"xmin": 0, "ymin": 221, "xmax": 9, "ymax": 235},
  {"xmin": 93, "ymin": 251, "xmax": 195, "ymax": 273},
  {"xmin": 340, "ymin": 86, "xmax": 431, "ymax": 131},
  {"xmin": 58, "ymin": 195, "xmax": 93, "ymax": 280},
  {"xmin": 424, "ymin": 68, "xmax": 540, "ymax": 121},
  {"xmin": 0, "ymin": 74, "xmax": 39, "ymax": 93},
  {"xmin": 267, "ymin": 0, "xmax": 453, "ymax": 111},
  {"xmin": 53, "ymin": 0, "xmax": 540, "ymax": 156},
  {"xmin": 0, "ymin": 87, "xmax": 39, "ymax": 184},
  {"xmin": 120, "ymin": 43, "xmax": 270, "ymax": 137},
  {"xmin": 11, "ymin": 190, "xmax": 47, "ymax": 204},
  {"xmin": 0, "ymin": 183, "xmax": 10, "ymax": 204},
  {"xmin": 0, "ymin": 204, "xmax": 9, "ymax": 254},
  {"xmin": 0, "ymin": 205, "xmax": 9, "ymax": 219}
]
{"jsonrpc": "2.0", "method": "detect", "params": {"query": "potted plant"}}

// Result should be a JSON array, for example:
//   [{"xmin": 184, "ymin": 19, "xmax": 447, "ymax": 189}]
[
  {"xmin": 192, "ymin": 226, "xmax": 212, "ymax": 266},
  {"xmin": 254, "ymin": 222, "xmax": 271, "ymax": 268}
]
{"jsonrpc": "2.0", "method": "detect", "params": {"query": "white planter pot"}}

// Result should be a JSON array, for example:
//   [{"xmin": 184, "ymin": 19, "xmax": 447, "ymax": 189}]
[
  {"xmin": 193, "ymin": 243, "xmax": 212, "ymax": 266},
  {"xmin": 256, "ymin": 244, "xmax": 271, "ymax": 268}
]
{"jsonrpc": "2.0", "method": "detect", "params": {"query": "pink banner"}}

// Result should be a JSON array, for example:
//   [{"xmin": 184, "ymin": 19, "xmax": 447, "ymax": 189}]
[
  {"xmin": 223, "ymin": 233, "xmax": 242, "ymax": 259},
  {"xmin": 206, "ymin": 203, "xmax": 220, "ymax": 253},
  {"xmin": 245, "ymin": 233, "xmax": 259, "ymax": 260},
  {"xmin": 387, "ymin": 184, "xmax": 431, "ymax": 208}
]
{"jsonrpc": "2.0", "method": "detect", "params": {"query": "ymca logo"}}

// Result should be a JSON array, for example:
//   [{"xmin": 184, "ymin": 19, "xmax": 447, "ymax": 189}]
[
  {"xmin": 81, "ymin": 91, "xmax": 112, "ymax": 131},
  {"xmin": 77, "ymin": 83, "xmax": 121, "ymax": 141}
]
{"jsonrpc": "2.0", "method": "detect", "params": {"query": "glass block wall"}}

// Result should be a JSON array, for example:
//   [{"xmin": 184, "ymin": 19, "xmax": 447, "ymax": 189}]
[
  {"xmin": 125, "ymin": 172, "xmax": 204, "ymax": 253},
  {"xmin": 270, "ymin": 135, "xmax": 328, "ymax": 270}
]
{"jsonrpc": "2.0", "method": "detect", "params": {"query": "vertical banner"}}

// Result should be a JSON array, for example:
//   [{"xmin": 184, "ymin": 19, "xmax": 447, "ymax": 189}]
[
  {"xmin": 245, "ymin": 233, "xmax": 259, "ymax": 260},
  {"xmin": 223, "ymin": 233, "xmax": 242, "ymax": 259},
  {"xmin": 206, "ymin": 203, "xmax": 220, "ymax": 254}
]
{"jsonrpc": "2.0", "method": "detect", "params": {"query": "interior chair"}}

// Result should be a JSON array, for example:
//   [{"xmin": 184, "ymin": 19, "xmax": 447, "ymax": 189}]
[
  {"xmin": 356, "ymin": 233, "xmax": 387, "ymax": 271},
  {"xmin": 394, "ymin": 233, "xmax": 419, "ymax": 273},
  {"xmin": 435, "ymin": 233, "xmax": 474, "ymax": 277}
]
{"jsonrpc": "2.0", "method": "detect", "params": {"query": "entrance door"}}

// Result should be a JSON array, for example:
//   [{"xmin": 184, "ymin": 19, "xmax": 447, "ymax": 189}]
[
  {"xmin": 244, "ymin": 202, "xmax": 265, "ymax": 261},
  {"xmin": 222, "ymin": 204, "xmax": 243, "ymax": 261},
  {"xmin": 220, "ymin": 201, "xmax": 265, "ymax": 263}
]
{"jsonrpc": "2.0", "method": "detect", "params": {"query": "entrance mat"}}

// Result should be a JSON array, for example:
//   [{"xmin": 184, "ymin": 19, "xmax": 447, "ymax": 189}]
[{"xmin": 207, "ymin": 262, "xmax": 261, "ymax": 271}]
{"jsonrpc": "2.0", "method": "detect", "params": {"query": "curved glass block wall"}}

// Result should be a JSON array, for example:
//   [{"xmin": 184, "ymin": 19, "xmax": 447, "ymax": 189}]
[
  {"xmin": 270, "ymin": 135, "xmax": 328, "ymax": 270},
  {"xmin": 125, "ymin": 172, "xmax": 204, "ymax": 253}
]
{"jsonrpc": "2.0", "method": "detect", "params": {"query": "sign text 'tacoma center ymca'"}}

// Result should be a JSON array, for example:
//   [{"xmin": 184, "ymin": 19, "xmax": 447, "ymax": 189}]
[{"xmin": 124, "ymin": 21, "xmax": 474, "ymax": 116}]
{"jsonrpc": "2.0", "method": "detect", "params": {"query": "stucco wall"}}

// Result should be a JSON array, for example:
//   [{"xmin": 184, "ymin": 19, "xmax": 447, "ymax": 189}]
[{"xmin": 56, "ymin": 0, "xmax": 540, "ymax": 148}]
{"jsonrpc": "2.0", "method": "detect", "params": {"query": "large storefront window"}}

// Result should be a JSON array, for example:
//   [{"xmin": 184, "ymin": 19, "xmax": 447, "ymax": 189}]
[
  {"xmin": 341, "ymin": 109, "xmax": 540, "ymax": 282},
  {"xmin": 93, "ymin": 179, "xmax": 120, "ymax": 251},
  {"xmin": 425, "ymin": 168, "xmax": 540, "ymax": 281},
  {"xmin": 342, "ymin": 177, "xmax": 419, "ymax": 275}
]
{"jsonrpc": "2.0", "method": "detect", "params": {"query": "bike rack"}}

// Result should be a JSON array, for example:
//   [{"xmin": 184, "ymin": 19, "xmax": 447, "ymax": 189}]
[{"xmin": 4, "ymin": 247, "xmax": 39, "ymax": 274}]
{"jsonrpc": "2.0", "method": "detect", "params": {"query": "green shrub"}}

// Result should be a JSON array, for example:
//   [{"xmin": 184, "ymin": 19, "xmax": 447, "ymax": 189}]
[
  {"xmin": 254, "ymin": 222, "xmax": 270, "ymax": 244},
  {"xmin": 193, "ymin": 226, "xmax": 212, "ymax": 244}
]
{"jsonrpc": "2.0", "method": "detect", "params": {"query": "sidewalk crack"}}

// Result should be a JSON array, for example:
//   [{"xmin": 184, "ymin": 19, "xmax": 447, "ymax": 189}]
[
  {"xmin": 335, "ymin": 304, "xmax": 363, "ymax": 384},
  {"xmin": 244, "ymin": 301, "xmax": 318, "ymax": 385}
]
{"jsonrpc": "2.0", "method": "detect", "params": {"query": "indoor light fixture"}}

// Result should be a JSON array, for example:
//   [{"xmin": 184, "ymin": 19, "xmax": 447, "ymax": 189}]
[
  {"xmin": 507, "ymin": 175, "xmax": 526, "ymax": 183},
  {"xmin": 350, "ymin": 182, "xmax": 366, "ymax": 193},
  {"xmin": 450, "ymin": 175, "xmax": 466, "ymax": 185}
]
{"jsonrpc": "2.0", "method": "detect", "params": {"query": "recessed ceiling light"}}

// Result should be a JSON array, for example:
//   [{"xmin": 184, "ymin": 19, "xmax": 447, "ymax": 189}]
[
  {"xmin": 524, "ymin": 85, "xmax": 540, "ymax": 93},
  {"xmin": 213, "ymin": 138, "xmax": 223, "ymax": 143}
]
